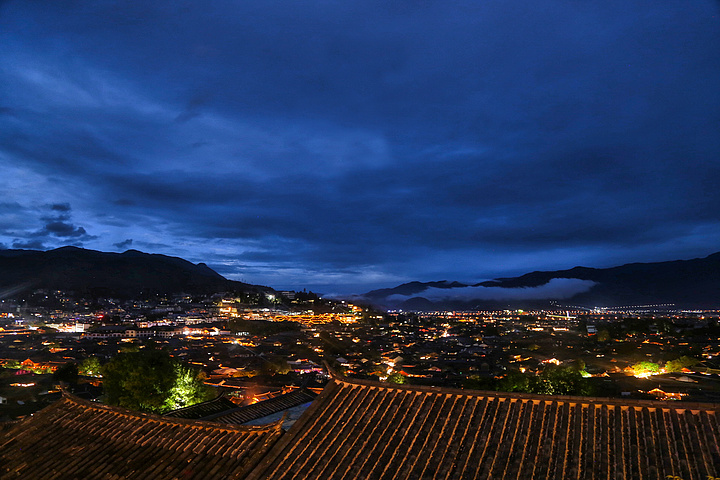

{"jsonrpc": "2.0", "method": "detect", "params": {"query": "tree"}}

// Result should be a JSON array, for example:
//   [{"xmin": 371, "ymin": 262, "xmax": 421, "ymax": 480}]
[
  {"xmin": 571, "ymin": 359, "xmax": 586, "ymax": 372},
  {"xmin": 497, "ymin": 370, "xmax": 531, "ymax": 393},
  {"xmin": 102, "ymin": 349, "xmax": 212, "ymax": 413},
  {"xmin": 54, "ymin": 362, "xmax": 79, "ymax": 384},
  {"xmin": 596, "ymin": 329, "xmax": 610, "ymax": 342},
  {"xmin": 497, "ymin": 365, "xmax": 592, "ymax": 396},
  {"xmin": 79, "ymin": 357, "xmax": 102, "ymax": 376},
  {"xmin": 164, "ymin": 364, "xmax": 213, "ymax": 411},
  {"xmin": 4, "ymin": 359, "xmax": 21, "ymax": 369},
  {"xmin": 532, "ymin": 365, "xmax": 591, "ymax": 396},
  {"xmin": 631, "ymin": 361, "xmax": 660, "ymax": 376},
  {"xmin": 259, "ymin": 356, "xmax": 291, "ymax": 376},
  {"xmin": 665, "ymin": 356, "xmax": 699, "ymax": 373},
  {"xmin": 387, "ymin": 372, "xmax": 406, "ymax": 384}
]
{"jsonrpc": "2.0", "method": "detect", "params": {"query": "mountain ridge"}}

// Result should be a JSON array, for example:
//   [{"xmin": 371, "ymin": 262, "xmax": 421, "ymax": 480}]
[
  {"xmin": 362, "ymin": 252, "xmax": 720, "ymax": 310},
  {"xmin": 0, "ymin": 246, "xmax": 271, "ymax": 298}
]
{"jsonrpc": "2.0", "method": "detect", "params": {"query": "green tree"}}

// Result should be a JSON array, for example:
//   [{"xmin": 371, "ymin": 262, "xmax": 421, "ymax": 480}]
[
  {"xmin": 4, "ymin": 359, "xmax": 21, "ymax": 369},
  {"xmin": 79, "ymin": 357, "xmax": 102, "ymax": 376},
  {"xmin": 596, "ymin": 329, "xmax": 610, "ymax": 342},
  {"xmin": 571, "ymin": 359, "xmax": 586, "ymax": 372},
  {"xmin": 102, "ymin": 349, "xmax": 211, "ymax": 413},
  {"xmin": 665, "ymin": 356, "xmax": 699, "ymax": 373},
  {"xmin": 164, "ymin": 364, "xmax": 213, "ymax": 411},
  {"xmin": 631, "ymin": 361, "xmax": 660, "ymax": 375},
  {"xmin": 387, "ymin": 372, "xmax": 406, "ymax": 384},
  {"xmin": 497, "ymin": 370, "xmax": 532, "ymax": 393},
  {"xmin": 532, "ymin": 365, "xmax": 591, "ymax": 396},
  {"xmin": 497, "ymin": 365, "xmax": 591, "ymax": 396}
]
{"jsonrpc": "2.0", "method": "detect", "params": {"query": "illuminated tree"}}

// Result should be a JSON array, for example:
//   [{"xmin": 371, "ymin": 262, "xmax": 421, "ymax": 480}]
[
  {"xmin": 164, "ymin": 364, "xmax": 213, "ymax": 411},
  {"xmin": 664, "ymin": 356, "xmax": 698, "ymax": 373},
  {"xmin": 259, "ymin": 356, "xmax": 291, "ymax": 375},
  {"xmin": 4, "ymin": 359, "xmax": 21, "ymax": 369},
  {"xmin": 79, "ymin": 357, "xmax": 102, "ymax": 376},
  {"xmin": 631, "ymin": 361, "xmax": 660, "ymax": 375},
  {"xmin": 102, "ymin": 349, "xmax": 212, "ymax": 413}
]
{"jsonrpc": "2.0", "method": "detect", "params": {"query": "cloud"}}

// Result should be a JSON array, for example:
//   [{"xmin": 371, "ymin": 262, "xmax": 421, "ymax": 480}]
[
  {"xmin": 35, "ymin": 204, "xmax": 96, "ymax": 241},
  {"xmin": 114, "ymin": 239, "xmax": 133, "ymax": 250},
  {"xmin": 0, "ymin": 1, "xmax": 718, "ymax": 290},
  {"xmin": 50, "ymin": 203, "xmax": 72, "ymax": 212},
  {"xmin": 387, "ymin": 278, "xmax": 597, "ymax": 302},
  {"xmin": 2, "ymin": 203, "xmax": 97, "ymax": 249},
  {"xmin": 42, "ymin": 221, "xmax": 88, "ymax": 238},
  {"xmin": 12, "ymin": 239, "xmax": 46, "ymax": 250}
]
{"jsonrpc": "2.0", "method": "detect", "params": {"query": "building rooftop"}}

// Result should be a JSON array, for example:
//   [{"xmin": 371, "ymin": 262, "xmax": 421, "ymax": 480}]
[
  {"xmin": 163, "ymin": 393, "xmax": 238, "ymax": 419},
  {"xmin": 2, "ymin": 376, "xmax": 718, "ymax": 479},
  {"xmin": 207, "ymin": 388, "xmax": 318, "ymax": 427},
  {"xmin": 249, "ymin": 375, "xmax": 720, "ymax": 480},
  {"xmin": 0, "ymin": 393, "xmax": 282, "ymax": 479}
]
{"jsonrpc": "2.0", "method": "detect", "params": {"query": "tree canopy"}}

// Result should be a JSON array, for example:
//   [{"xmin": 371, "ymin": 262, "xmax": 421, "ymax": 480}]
[
  {"xmin": 631, "ymin": 361, "xmax": 660, "ymax": 375},
  {"xmin": 665, "ymin": 356, "xmax": 699, "ymax": 373},
  {"xmin": 79, "ymin": 357, "xmax": 101, "ymax": 376},
  {"xmin": 497, "ymin": 364, "xmax": 592, "ymax": 396},
  {"xmin": 101, "ymin": 348, "xmax": 212, "ymax": 413},
  {"xmin": 53, "ymin": 362, "xmax": 79, "ymax": 384}
]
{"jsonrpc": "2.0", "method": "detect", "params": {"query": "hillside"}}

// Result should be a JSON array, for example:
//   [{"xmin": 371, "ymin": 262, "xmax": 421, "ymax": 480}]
[
  {"xmin": 362, "ymin": 252, "xmax": 720, "ymax": 310},
  {"xmin": 0, "ymin": 246, "xmax": 269, "ymax": 298}
]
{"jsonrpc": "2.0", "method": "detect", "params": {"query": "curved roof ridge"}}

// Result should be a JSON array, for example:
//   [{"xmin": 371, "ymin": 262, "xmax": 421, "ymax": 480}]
[
  {"xmin": 329, "ymin": 372, "xmax": 720, "ymax": 410},
  {"xmin": 57, "ymin": 391, "xmax": 284, "ymax": 432}
]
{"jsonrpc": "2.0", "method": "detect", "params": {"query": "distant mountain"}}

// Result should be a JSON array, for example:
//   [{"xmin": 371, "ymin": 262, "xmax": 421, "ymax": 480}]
[
  {"xmin": 362, "ymin": 252, "xmax": 720, "ymax": 310},
  {"xmin": 0, "ymin": 246, "xmax": 271, "ymax": 298}
]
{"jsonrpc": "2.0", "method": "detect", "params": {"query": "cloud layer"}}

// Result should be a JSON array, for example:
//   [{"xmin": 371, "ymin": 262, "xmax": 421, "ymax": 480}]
[
  {"xmin": 1, "ymin": 1, "xmax": 719, "ymax": 291},
  {"xmin": 387, "ymin": 278, "xmax": 597, "ymax": 303}
]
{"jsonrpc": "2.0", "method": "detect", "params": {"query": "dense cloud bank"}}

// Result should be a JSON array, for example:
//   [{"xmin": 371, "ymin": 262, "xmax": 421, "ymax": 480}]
[
  {"xmin": 1, "ymin": 1, "xmax": 719, "ymax": 290},
  {"xmin": 387, "ymin": 278, "xmax": 597, "ymax": 302}
]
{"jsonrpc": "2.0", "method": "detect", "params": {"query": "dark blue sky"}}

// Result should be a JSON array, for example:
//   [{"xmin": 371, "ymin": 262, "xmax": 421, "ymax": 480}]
[{"xmin": 1, "ymin": 1, "xmax": 719, "ymax": 294}]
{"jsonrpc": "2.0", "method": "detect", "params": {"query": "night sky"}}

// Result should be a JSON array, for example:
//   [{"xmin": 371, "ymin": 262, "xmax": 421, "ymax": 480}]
[{"xmin": 1, "ymin": 1, "xmax": 719, "ymax": 294}]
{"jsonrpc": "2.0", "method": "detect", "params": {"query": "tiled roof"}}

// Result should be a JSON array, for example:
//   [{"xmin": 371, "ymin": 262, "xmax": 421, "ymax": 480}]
[
  {"xmin": 208, "ymin": 388, "xmax": 318, "ymax": 425},
  {"xmin": 163, "ymin": 394, "xmax": 238, "ymax": 419},
  {"xmin": 248, "ymin": 376, "xmax": 720, "ymax": 480},
  {"xmin": 0, "ymin": 393, "xmax": 282, "ymax": 479},
  {"xmin": 4, "ymin": 378, "xmax": 718, "ymax": 479}
]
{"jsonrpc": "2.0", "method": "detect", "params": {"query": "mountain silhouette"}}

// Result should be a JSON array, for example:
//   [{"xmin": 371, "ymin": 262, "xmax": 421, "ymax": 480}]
[
  {"xmin": 0, "ymin": 246, "xmax": 270, "ymax": 298},
  {"xmin": 363, "ymin": 252, "xmax": 720, "ymax": 309}
]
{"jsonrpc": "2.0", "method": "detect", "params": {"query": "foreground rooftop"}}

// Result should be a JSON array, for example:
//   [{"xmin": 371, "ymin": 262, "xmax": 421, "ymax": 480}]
[
  {"xmin": 250, "ymin": 375, "xmax": 720, "ymax": 480},
  {"xmin": 1, "ymin": 376, "xmax": 718, "ymax": 479},
  {"xmin": 0, "ymin": 393, "xmax": 281, "ymax": 479}
]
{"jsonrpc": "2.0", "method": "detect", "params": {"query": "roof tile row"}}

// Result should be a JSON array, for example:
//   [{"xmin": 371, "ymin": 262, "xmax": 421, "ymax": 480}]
[
  {"xmin": 0, "ymin": 394, "xmax": 281, "ymax": 480},
  {"xmin": 249, "ymin": 377, "xmax": 720, "ymax": 480},
  {"xmin": 2, "ymin": 376, "xmax": 718, "ymax": 479}
]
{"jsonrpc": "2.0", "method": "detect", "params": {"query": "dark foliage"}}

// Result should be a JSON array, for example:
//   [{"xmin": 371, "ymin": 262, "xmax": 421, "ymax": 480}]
[{"xmin": 53, "ymin": 362, "xmax": 79, "ymax": 384}]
